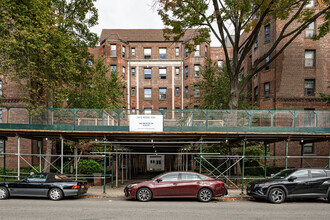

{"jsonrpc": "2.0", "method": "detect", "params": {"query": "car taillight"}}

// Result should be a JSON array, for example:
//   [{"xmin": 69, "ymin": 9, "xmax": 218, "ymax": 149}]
[
  {"xmin": 72, "ymin": 185, "xmax": 81, "ymax": 189},
  {"xmin": 216, "ymin": 181, "xmax": 224, "ymax": 186}
]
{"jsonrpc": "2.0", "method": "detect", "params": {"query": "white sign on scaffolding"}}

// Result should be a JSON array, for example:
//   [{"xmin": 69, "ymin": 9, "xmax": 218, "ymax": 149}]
[{"xmin": 129, "ymin": 115, "xmax": 163, "ymax": 132}]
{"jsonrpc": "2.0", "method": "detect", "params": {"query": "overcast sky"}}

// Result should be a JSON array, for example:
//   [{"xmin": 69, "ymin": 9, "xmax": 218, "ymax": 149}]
[{"xmin": 90, "ymin": 0, "xmax": 221, "ymax": 46}]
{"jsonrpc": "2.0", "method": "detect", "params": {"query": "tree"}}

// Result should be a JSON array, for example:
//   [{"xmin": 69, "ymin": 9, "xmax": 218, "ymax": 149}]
[
  {"xmin": 0, "ymin": 0, "xmax": 99, "ymax": 109},
  {"xmin": 67, "ymin": 57, "xmax": 126, "ymax": 109},
  {"xmin": 157, "ymin": 0, "xmax": 330, "ymax": 109},
  {"xmin": 318, "ymin": 81, "xmax": 330, "ymax": 104}
]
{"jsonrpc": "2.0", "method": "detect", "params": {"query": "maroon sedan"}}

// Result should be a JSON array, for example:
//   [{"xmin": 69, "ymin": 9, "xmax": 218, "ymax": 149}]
[{"xmin": 124, "ymin": 171, "xmax": 227, "ymax": 202}]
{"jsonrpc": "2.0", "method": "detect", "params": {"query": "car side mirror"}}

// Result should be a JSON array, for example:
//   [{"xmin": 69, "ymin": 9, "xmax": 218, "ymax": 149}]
[
  {"xmin": 288, "ymin": 176, "xmax": 297, "ymax": 182},
  {"xmin": 156, "ymin": 178, "xmax": 162, "ymax": 183}
]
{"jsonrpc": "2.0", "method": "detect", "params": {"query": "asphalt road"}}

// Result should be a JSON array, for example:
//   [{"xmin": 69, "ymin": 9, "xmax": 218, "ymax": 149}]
[{"xmin": 0, "ymin": 197, "xmax": 329, "ymax": 220}]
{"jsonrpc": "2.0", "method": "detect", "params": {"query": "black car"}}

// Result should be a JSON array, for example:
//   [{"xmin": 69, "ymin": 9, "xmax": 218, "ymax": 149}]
[
  {"xmin": 0, "ymin": 173, "xmax": 88, "ymax": 201},
  {"xmin": 246, "ymin": 168, "xmax": 330, "ymax": 203}
]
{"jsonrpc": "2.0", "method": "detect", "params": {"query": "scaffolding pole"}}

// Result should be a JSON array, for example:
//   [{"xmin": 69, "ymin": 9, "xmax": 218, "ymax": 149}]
[
  {"xmin": 60, "ymin": 137, "xmax": 64, "ymax": 174},
  {"xmin": 75, "ymin": 143, "xmax": 78, "ymax": 181},
  {"xmin": 116, "ymin": 147, "xmax": 118, "ymax": 187},
  {"xmin": 285, "ymin": 140, "xmax": 289, "ymax": 169},
  {"xmin": 103, "ymin": 141, "xmax": 106, "ymax": 194},
  {"xmin": 199, "ymin": 141, "xmax": 202, "ymax": 173},
  {"xmin": 111, "ymin": 146, "xmax": 114, "ymax": 188},
  {"xmin": 38, "ymin": 141, "xmax": 42, "ymax": 173},
  {"xmin": 126, "ymin": 151, "xmax": 128, "ymax": 181},
  {"xmin": 241, "ymin": 139, "xmax": 246, "ymax": 194},
  {"xmin": 264, "ymin": 143, "xmax": 267, "ymax": 178},
  {"xmin": 17, "ymin": 136, "xmax": 21, "ymax": 180},
  {"xmin": 121, "ymin": 152, "xmax": 124, "ymax": 184},
  {"xmin": 3, "ymin": 139, "xmax": 6, "ymax": 181}
]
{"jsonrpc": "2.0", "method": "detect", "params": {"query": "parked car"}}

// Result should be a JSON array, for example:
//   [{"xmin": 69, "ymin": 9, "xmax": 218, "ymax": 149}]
[
  {"xmin": 124, "ymin": 171, "xmax": 227, "ymax": 202},
  {"xmin": 246, "ymin": 168, "xmax": 330, "ymax": 203},
  {"xmin": 0, "ymin": 173, "xmax": 88, "ymax": 201}
]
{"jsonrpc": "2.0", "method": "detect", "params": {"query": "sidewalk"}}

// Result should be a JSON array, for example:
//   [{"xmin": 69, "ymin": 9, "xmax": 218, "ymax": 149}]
[{"xmin": 83, "ymin": 180, "xmax": 251, "ymax": 200}]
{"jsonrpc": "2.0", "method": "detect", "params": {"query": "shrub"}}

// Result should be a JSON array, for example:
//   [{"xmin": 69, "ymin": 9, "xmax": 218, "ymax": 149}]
[{"xmin": 78, "ymin": 159, "xmax": 103, "ymax": 174}]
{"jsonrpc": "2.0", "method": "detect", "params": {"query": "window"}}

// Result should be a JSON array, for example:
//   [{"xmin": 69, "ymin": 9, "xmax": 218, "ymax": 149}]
[
  {"xmin": 0, "ymin": 109, "xmax": 2, "ymax": 123},
  {"xmin": 185, "ymin": 48, "xmax": 189, "ymax": 58},
  {"xmin": 264, "ymin": 82, "xmax": 270, "ymax": 98},
  {"xmin": 131, "ymin": 87, "xmax": 136, "ymax": 96},
  {"xmin": 218, "ymin": 60, "xmax": 223, "ymax": 70},
  {"xmin": 159, "ymin": 48, "xmax": 166, "ymax": 59},
  {"xmin": 181, "ymin": 173, "xmax": 201, "ymax": 181},
  {"xmin": 0, "ymin": 140, "xmax": 3, "ymax": 154},
  {"xmin": 265, "ymin": 24, "xmax": 270, "ymax": 43},
  {"xmin": 87, "ymin": 60, "xmax": 93, "ymax": 68},
  {"xmin": 175, "ymin": 87, "xmax": 180, "ymax": 96},
  {"xmin": 175, "ymin": 67, "xmax": 180, "ymax": 75},
  {"xmin": 185, "ymin": 66, "xmax": 188, "ymax": 78},
  {"xmin": 122, "ymin": 66, "xmax": 126, "ymax": 78},
  {"xmin": 185, "ymin": 86, "xmax": 189, "ymax": 98},
  {"xmin": 161, "ymin": 173, "xmax": 179, "ymax": 182},
  {"xmin": 254, "ymin": 36, "xmax": 258, "ymax": 49},
  {"xmin": 131, "ymin": 48, "xmax": 135, "ymax": 56},
  {"xmin": 292, "ymin": 170, "xmax": 309, "ymax": 179},
  {"xmin": 111, "ymin": 44, "xmax": 116, "ymax": 57},
  {"xmin": 254, "ymin": 86, "xmax": 258, "ymax": 102},
  {"xmin": 144, "ymin": 68, "xmax": 151, "ymax": 79},
  {"xmin": 194, "ymin": 45, "xmax": 200, "ymax": 56},
  {"xmin": 305, "ymin": 50, "xmax": 315, "ymax": 67},
  {"xmin": 265, "ymin": 56, "xmax": 270, "ymax": 70},
  {"xmin": 159, "ymin": 88, "xmax": 167, "ymax": 100},
  {"xmin": 311, "ymin": 169, "xmax": 326, "ymax": 178},
  {"xmin": 306, "ymin": 0, "xmax": 314, "ymax": 8},
  {"xmin": 144, "ymin": 88, "xmax": 152, "ymax": 99},
  {"xmin": 144, "ymin": 48, "xmax": 151, "ymax": 59},
  {"xmin": 305, "ymin": 79, "xmax": 315, "ymax": 96},
  {"xmin": 131, "ymin": 67, "xmax": 135, "ymax": 76},
  {"xmin": 0, "ymin": 80, "xmax": 2, "ymax": 97},
  {"xmin": 303, "ymin": 143, "xmax": 314, "ymax": 154},
  {"xmin": 103, "ymin": 45, "xmax": 105, "ymax": 57},
  {"xmin": 305, "ymin": 22, "xmax": 315, "ymax": 38},
  {"xmin": 27, "ymin": 173, "xmax": 47, "ymax": 183},
  {"xmin": 111, "ymin": 65, "xmax": 117, "ymax": 73},
  {"xmin": 194, "ymin": 85, "xmax": 200, "ymax": 97},
  {"xmin": 144, "ymin": 108, "xmax": 152, "ymax": 115},
  {"xmin": 159, "ymin": 68, "xmax": 166, "ymax": 79},
  {"xmin": 122, "ymin": 46, "xmax": 126, "ymax": 58},
  {"xmin": 205, "ymin": 45, "xmax": 208, "ymax": 57},
  {"xmin": 176, "ymin": 47, "xmax": 179, "ymax": 56},
  {"xmin": 194, "ymin": 65, "xmax": 200, "ymax": 77}
]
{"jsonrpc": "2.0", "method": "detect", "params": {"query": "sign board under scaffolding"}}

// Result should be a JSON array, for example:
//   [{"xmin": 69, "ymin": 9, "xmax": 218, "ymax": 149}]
[{"xmin": 129, "ymin": 115, "xmax": 163, "ymax": 132}]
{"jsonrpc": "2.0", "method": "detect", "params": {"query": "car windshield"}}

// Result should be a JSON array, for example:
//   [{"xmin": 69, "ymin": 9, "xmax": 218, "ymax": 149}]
[{"xmin": 270, "ymin": 169, "xmax": 296, "ymax": 179}]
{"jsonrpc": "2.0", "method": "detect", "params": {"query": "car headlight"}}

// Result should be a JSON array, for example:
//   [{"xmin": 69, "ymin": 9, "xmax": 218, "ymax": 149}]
[{"xmin": 127, "ymin": 184, "xmax": 137, "ymax": 188}]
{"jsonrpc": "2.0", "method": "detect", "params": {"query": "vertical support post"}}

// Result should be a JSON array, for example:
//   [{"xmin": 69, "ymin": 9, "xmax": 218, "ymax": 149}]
[
  {"xmin": 103, "ymin": 141, "xmax": 106, "ymax": 194},
  {"xmin": 228, "ymin": 157, "xmax": 231, "ymax": 189},
  {"xmin": 285, "ymin": 140, "xmax": 289, "ymax": 169},
  {"xmin": 111, "ymin": 146, "xmax": 114, "ymax": 188},
  {"xmin": 121, "ymin": 151, "xmax": 124, "ymax": 184},
  {"xmin": 241, "ymin": 139, "xmax": 246, "ymax": 194},
  {"xmin": 264, "ymin": 143, "xmax": 267, "ymax": 178},
  {"xmin": 38, "ymin": 140, "xmax": 42, "ymax": 172},
  {"xmin": 199, "ymin": 141, "xmax": 202, "ymax": 173},
  {"xmin": 3, "ymin": 139, "xmax": 6, "ymax": 181},
  {"xmin": 192, "ymin": 154, "xmax": 195, "ymax": 171},
  {"xmin": 129, "ymin": 150, "xmax": 131, "ymax": 180},
  {"xmin": 126, "ymin": 151, "xmax": 128, "ymax": 181},
  {"xmin": 116, "ymin": 148, "xmax": 118, "ymax": 187},
  {"xmin": 186, "ymin": 149, "xmax": 188, "ymax": 171},
  {"xmin": 17, "ymin": 136, "xmax": 21, "ymax": 180},
  {"xmin": 300, "ymin": 142, "xmax": 304, "ymax": 168},
  {"xmin": 60, "ymin": 136, "xmax": 64, "ymax": 174},
  {"xmin": 74, "ymin": 143, "xmax": 78, "ymax": 181}
]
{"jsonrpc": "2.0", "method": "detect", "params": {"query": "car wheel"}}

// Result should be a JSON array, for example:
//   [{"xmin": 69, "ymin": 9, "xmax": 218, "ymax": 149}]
[
  {"xmin": 48, "ymin": 188, "xmax": 64, "ymax": 201},
  {"xmin": 198, "ymin": 188, "xmax": 213, "ymax": 202},
  {"xmin": 0, "ymin": 186, "xmax": 9, "ymax": 199},
  {"xmin": 136, "ymin": 188, "xmax": 152, "ymax": 202},
  {"xmin": 268, "ymin": 188, "xmax": 285, "ymax": 204}
]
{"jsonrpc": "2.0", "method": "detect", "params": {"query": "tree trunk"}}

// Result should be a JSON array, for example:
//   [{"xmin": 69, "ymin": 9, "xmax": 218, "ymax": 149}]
[
  {"xmin": 228, "ymin": 77, "xmax": 240, "ymax": 110},
  {"xmin": 43, "ymin": 138, "xmax": 52, "ymax": 172}
]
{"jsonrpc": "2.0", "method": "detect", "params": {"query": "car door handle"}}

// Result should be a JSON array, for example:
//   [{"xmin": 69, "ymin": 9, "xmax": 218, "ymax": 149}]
[{"xmin": 173, "ymin": 183, "xmax": 178, "ymax": 186}]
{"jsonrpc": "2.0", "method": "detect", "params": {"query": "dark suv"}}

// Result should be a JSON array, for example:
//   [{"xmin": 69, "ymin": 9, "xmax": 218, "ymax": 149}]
[{"xmin": 246, "ymin": 168, "xmax": 330, "ymax": 203}]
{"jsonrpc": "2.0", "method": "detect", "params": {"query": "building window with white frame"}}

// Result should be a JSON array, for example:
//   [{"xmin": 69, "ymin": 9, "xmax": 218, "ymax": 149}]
[
  {"xmin": 111, "ymin": 44, "xmax": 116, "ymax": 57},
  {"xmin": 131, "ymin": 87, "xmax": 136, "ymax": 96},
  {"xmin": 194, "ymin": 85, "xmax": 200, "ymax": 97},
  {"xmin": 303, "ymin": 143, "xmax": 314, "ymax": 154},
  {"xmin": 122, "ymin": 66, "xmax": 126, "ymax": 78},
  {"xmin": 218, "ymin": 60, "xmax": 223, "ymax": 70},
  {"xmin": 144, "ymin": 68, "xmax": 151, "ymax": 79},
  {"xmin": 131, "ymin": 48, "xmax": 135, "ymax": 56},
  {"xmin": 305, "ymin": 50, "xmax": 315, "ymax": 67},
  {"xmin": 159, "ymin": 68, "xmax": 167, "ymax": 79},
  {"xmin": 144, "ymin": 108, "xmax": 152, "ymax": 115},
  {"xmin": 159, "ymin": 88, "xmax": 167, "ymax": 100},
  {"xmin": 103, "ymin": 45, "xmax": 105, "ymax": 57},
  {"xmin": 185, "ymin": 48, "xmax": 188, "ymax": 58},
  {"xmin": 254, "ymin": 36, "xmax": 258, "ymax": 49},
  {"xmin": 185, "ymin": 66, "xmax": 188, "ymax": 78},
  {"xmin": 131, "ymin": 67, "xmax": 135, "ymax": 76},
  {"xmin": 176, "ymin": 47, "xmax": 179, "ymax": 56},
  {"xmin": 175, "ymin": 67, "xmax": 180, "ymax": 75},
  {"xmin": 122, "ymin": 46, "xmax": 126, "ymax": 58},
  {"xmin": 111, "ymin": 65, "xmax": 117, "ymax": 73},
  {"xmin": 194, "ymin": 65, "xmax": 200, "ymax": 77},
  {"xmin": 194, "ymin": 45, "xmax": 200, "ymax": 56},
  {"xmin": 144, "ymin": 88, "xmax": 152, "ymax": 99},
  {"xmin": 254, "ymin": 86, "xmax": 258, "ymax": 102},
  {"xmin": 159, "ymin": 48, "xmax": 167, "ymax": 59},
  {"xmin": 264, "ymin": 82, "xmax": 270, "ymax": 98},
  {"xmin": 265, "ymin": 24, "xmax": 270, "ymax": 43},
  {"xmin": 205, "ymin": 45, "xmax": 208, "ymax": 57},
  {"xmin": 185, "ymin": 86, "xmax": 189, "ymax": 98},
  {"xmin": 144, "ymin": 48, "xmax": 151, "ymax": 59},
  {"xmin": 175, "ymin": 87, "xmax": 180, "ymax": 96},
  {"xmin": 305, "ymin": 22, "xmax": 315, "ymax": 38},
  {"xmin": 265, "ymin": 56, "xmax": 270, "ymax": 70},
  {"xmin": 304, "ymin": 79, "xmax": 315, "ymax": 96}
]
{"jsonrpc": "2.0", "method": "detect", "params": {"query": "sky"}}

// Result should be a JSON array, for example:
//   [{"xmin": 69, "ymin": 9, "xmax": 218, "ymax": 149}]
[{"xmin": 90, "ymin": 0, "xmax": 221, "ymax": 46}]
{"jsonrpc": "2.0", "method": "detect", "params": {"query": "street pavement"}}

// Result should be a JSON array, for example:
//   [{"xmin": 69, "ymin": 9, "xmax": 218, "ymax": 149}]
[{"xmin": 0, "ymin": 197, "xmax": 329, "ymax": 220}]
